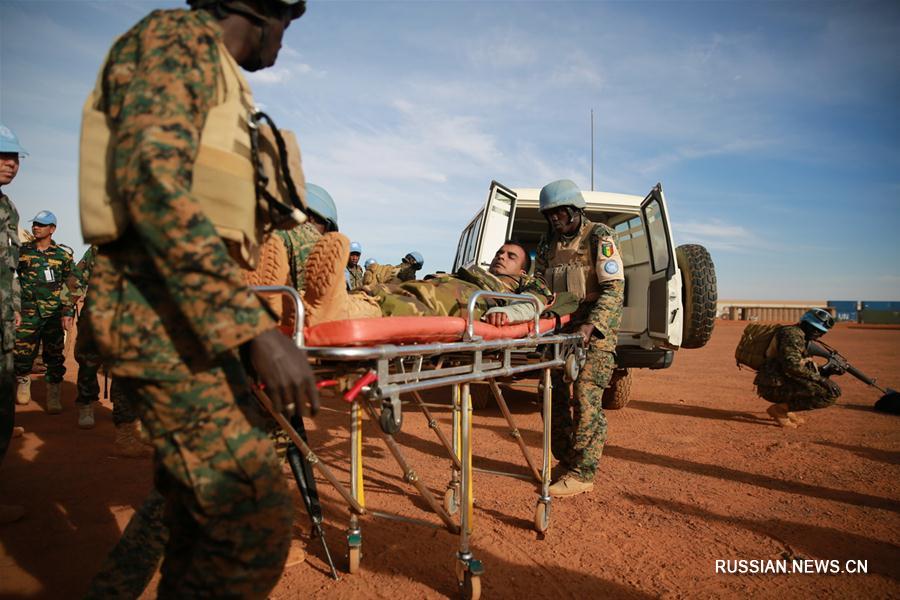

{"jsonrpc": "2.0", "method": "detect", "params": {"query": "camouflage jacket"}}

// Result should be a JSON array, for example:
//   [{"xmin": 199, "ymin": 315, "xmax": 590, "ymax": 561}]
[
  {"xmin": 0, "ymin": 193, "xmax": 21, "ymax": 352},
  {"xmin": 17, "ymin": 240, "xmax": 75, "ymax": 318},
  {"xmin": 454, "ymin": 265, "xmax": 553, "ymax": 306},
  {"xmin": 754, "ymin": 325, "xmax": 826, "ymax": 388},
  {"xmin": 82, "ymin": 9, "xmax": 274, "ymax": 378},
  {"xmin": 69, "ymin": 245, "xmax": 97, "ymax": 300},
  {"xmin": 535, "ymin": 218, "xmax": 625, "ymax": 352},
  {"xmin": 347, "ymin": 264, "xmax": 364, "ymax": 291},
  {"xmin": 276, "ymin": 222, "xmax": 320, "ymax": 292}
]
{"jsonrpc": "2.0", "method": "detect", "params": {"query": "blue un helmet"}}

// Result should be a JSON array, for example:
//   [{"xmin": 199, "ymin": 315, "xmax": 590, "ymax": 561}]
[
  {"xmin": 539, "ymin": 179, "xmax": 586, "ymax": 213},
  {"xmin": 800, "ymin": 308, "xmax": 835, "ymax": 334},
  {"xmin": 31, "ymin": 210, "xmax": 58, "ymax": 226},
  {"xmin": 349, "ymin": 242, "xmax": 362, "ymax": 255},
  {"xmin": 404, "ymin": 251, "xmax": 424, "ymax": 269},
  {"xmin": 305, "ymin": 183, "xmax": 338, "ymax": 232},
  {"xmin": 0, "ymin": 123, "xmax": 28, "ymax": 157},
  {"xmin": 364, "ymin": 258, "xmax": 377, "ymax": 269}
]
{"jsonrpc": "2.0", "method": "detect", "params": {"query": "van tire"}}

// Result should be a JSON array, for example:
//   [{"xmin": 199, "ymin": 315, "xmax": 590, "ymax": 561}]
[
  {"xmin": 676, "ymin": 244, "xmax": 717, "ymax": 349},
  {"xmin": 602, "ymin": 369, "xmax": 632, "ymax": 410}
]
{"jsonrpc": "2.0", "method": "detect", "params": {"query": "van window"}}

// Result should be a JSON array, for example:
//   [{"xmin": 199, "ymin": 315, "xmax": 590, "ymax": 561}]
[
  {"xmin": 466, "ymin": 214, "xmax": 483, "ymax": 264},
  {"xmin": 644, "ymin": 199, "xmax": 669, "ymax": 273}
]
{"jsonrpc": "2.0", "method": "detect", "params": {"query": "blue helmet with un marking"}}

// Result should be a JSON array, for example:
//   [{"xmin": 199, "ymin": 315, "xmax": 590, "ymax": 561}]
[
  {"xmin": 349, "ymin": 242, "xmax": 362, "ymax": 255},
  {"xmin": 364, "ymin": 258, "xmax": 377, "ymax": 269},
  {"xmin": 404, "ymin": 251, "xmax": 424, "ymax": 269},
  {"xmin": 305, "ymin": 183, "xmax": 338, "ymax": 232},
  {"xmin": 0, "ymin": 123, "xmax": 28, "ymax": 157},
  {"xmin": 539, "ymin": 179, "xmax": 586, "ymax": 213},
  {"xmin": 800, "ymin": 308, "xmax": 835, "ymax": 333}
]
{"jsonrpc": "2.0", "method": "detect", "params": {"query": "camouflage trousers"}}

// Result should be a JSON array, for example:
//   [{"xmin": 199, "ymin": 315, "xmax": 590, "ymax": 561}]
[
  {"xmin": 88, "ymin": 356, "xmax": 293, "ymax": 598},
  {"xmin": 0, "ymin": 349, "xmax": 14, "ymax": 465},
  {"xmin": 14, "ymin": 309, "xmax": 65, "ymax": 382},
  {"xmin": 74, "ymin": 345, "xmax": 136, "ymax": 426},
  {"xmin": 551, "ymin": 343, "xmax": 614, "ymax": 482},
  {"xmin": 757, "ymin": 377, "xmax": 841, "ymax": 412}
]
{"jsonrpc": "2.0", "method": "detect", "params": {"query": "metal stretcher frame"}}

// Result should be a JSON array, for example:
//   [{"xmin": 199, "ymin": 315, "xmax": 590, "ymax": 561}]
[{"xmin": 253, "ymin": 286, "xmax": 583, "ymax": 599}]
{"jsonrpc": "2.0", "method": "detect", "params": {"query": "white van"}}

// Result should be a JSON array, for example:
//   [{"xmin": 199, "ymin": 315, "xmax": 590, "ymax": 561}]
[{"xmin": 452, "ymin": 181, "xmax": 717, "ymax": 408}]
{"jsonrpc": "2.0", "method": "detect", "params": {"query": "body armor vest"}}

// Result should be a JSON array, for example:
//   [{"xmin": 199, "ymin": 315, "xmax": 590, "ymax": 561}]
[
  {"xmin": 79, "ymin": 41, "xmax": 300, "ymax": 269},
  {"xmin": 543, "ymin": 221, "xmax": 601, "ymax": 302}
]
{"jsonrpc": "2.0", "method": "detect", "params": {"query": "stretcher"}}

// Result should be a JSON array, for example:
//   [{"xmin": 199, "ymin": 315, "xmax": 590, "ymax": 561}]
[{"xmin": 253, "ymin": 286, "xmax": 584, "ymax": 598}]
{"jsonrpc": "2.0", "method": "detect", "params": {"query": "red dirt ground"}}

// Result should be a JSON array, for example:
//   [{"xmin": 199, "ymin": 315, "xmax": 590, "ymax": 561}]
[{"xmin": 1, "ymin": 320, "xmax": 898, "ymax": 598}]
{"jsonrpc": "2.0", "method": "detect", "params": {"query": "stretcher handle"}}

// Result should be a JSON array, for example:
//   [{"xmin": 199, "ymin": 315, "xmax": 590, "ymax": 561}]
[
  {"xmin": 252, "ymin": 285, "xmax": 305, "ymax": 346},
  {"xmin": 344, "ymin": 370, "xmax": 378, "ymax": 403},
  {"xmin": 465, "ymin": 290, "xmax": 542, "ymax": 341}
]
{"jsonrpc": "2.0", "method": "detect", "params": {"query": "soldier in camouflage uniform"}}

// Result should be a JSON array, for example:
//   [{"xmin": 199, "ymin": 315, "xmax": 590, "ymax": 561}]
[
  {"xmin": 305, "ymin": 236, "xmax": 553, "ymax": 326},
  {"xmin": 276, "ymin": 182, "xmax": 338, "ymax": 294},
  {"xmin": 0, "ymin": 123, "xmax": 25, "ymax": 525},
  {"xmin": 755, "ymin": 308, "xmax": 841, "ymax": 427},
  {"xmin": 346, "ymin": 241, "xmax": 364, "ymax": 291},
  {"xmin": 362, "ymin": 251, "xmax": 424, "ymax": 288},
  {"xmin": 14, "ymin": 210, "xmax": 75, "ymax": 414},
  {"xmin": 72, "ymin": 246, "xmax": 151, "ymax": 456},
  {"xmin": 534, "ymin": 179, "xmax": 625, "ymax": 498},
  {"xmin": 80, "ymin": 1, "xmax": 318, "ymax": 596}
]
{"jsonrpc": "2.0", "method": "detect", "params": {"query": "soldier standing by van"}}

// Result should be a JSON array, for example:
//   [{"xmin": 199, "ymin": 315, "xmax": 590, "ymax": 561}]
[
  {"xmin": 0, "ymin": 123, "xmax": 25, "ymax": 524},
  {"xmin": 535, "ymin": 179, "xmax": 624, "ymax": 497},
  {"xmin": 14, "ymin": 210, "xmax": 75, "ymax": 414},
  {"xmin": 80, "ymin": 1, "xmax": 317, "ymax": 595}
]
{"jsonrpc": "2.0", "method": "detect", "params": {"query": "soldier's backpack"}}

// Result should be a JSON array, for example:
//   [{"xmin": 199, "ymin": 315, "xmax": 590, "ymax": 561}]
[{"xmin": 734, "ymin": 323, "xmax": 781, "ymax": 370}]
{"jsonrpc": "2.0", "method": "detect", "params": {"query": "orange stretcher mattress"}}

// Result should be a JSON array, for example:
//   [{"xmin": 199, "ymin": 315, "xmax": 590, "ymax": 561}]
[{"xmin": 297, "ymin": 315, "xmax": 571, "ymax": 347}]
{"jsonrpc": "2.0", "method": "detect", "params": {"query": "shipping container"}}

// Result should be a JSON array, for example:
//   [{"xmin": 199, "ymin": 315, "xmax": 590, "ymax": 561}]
[{"xmin": 827, "ymin": 300, "xmax": 859, "ymax": 322}]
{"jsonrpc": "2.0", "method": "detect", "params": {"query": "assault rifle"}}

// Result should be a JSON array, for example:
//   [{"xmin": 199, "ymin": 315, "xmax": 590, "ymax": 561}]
[{"xmin": 808, "ymin": 340, "xmax": 899, "ymax": 414}]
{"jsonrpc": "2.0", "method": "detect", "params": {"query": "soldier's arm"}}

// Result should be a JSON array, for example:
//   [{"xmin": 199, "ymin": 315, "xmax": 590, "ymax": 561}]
[
  {"xmin": 587, "ymin": 225, "xmax": 625, "ymax": 339},
  {"xmin": 59, "ymin": 253, "xmax": 76, "ymax": 318},
  {"xmin": 778, "ymin": 328, "xmax": 825, "ymax": 383},
  {"xmin": 534, "ymin": 237, "xmax": 549, "ymax": 284},
  {"xmin": 106, "ymin": 15, "xmax": 274, "ymax": 356}
]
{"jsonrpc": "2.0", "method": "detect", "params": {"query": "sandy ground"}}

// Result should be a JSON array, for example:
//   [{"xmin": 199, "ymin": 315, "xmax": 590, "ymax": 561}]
[{"xmin": 1, "ymin": 320, "xmax": 898, "ymax": 598}]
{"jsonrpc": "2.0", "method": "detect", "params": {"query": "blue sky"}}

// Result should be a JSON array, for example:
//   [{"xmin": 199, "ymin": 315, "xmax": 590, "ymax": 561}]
[{"xmin": 1, "ymin": 0, "xmax": 898, "ymax": 300}]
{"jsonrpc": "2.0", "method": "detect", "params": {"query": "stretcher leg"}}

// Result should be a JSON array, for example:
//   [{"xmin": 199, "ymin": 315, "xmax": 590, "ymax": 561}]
[
  {"xmin": 487, "ymin": 379, "xmax": 542, "ymax": 483},
  {"xmin": 412, "ymin": 390, "xmax": 461, "ymax": 471},
  {"xmin": 348, "ymin": 400, "xmax": 365, "ymax": 574},
  {"xmin": 445, "ymin": 384, "xmax": 462, "ymax": 516},
  {"xmin": 534, "ymin": 368, "xmax": 553, "ymax": 533},
  {"xmin": 456, "ymin": 382, "xmax": 483, "ymax": 599}
]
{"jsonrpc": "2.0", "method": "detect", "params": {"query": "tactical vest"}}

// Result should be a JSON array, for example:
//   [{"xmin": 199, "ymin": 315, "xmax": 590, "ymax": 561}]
[
  {"xmin": 79, "ymin": 41, "xmax": 305, "ymax": 269},
  {"xmin": 543, "ymin": 222, "xmax": 601, "ymax": 302}
]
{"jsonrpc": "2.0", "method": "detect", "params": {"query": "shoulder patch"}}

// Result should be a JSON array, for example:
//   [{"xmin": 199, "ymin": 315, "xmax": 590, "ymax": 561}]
[{"xmin": 603, "ymin": 261, "xmax": 620, "ymax": 275}]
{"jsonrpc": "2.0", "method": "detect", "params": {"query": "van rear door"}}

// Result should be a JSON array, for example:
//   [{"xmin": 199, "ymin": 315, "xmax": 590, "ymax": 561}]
[
  {"xmin": 641, "ymin": 184, "xmax": 681, "ymax": 343},
  {"xmin": 473, "ymin": 181, "xmax": 518, "ymax": 270}
]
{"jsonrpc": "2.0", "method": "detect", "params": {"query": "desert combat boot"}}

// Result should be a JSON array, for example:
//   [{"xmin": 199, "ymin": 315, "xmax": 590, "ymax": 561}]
[
  {"xmin": 15, "ymin": 376, "xmax": 30, "ymax": 405},
  {"xmin": 548, "ymin": 471, "xmax": 594, "ymax": 498},
  {"xmin": 78, "ymin": 403, "xmax": 95, "ymax": 429},
  {"xmin": 46, "ymin": 382, "xmax": 62, "ymax": 414},
  {"xmin": 114, "ymin": 422, "xmax": 153, "ymax": 459},
  {"xmin": 303, "ymin": 233, "xmax": 380, "ymax": 326}
]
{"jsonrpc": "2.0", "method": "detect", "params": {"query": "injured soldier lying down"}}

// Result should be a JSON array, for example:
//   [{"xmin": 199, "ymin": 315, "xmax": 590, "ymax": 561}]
[{"xmin": 303, "ymin": 233, "xmax": 562, "ymax": 327}]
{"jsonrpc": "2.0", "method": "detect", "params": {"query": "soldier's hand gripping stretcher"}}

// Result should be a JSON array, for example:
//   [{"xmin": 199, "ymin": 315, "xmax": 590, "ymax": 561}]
[{"xmin": 244, "ymin": 327, "xmax": 319, "ymax": 418}]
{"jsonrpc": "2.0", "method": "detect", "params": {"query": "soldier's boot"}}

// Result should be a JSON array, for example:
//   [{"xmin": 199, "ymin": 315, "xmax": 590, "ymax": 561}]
[
  {"xmin": 46, "ymin": 383, "xmax": 62, "ymax": 415},
  {"xmin": 78, "ymin": 403, "xmax": 95, "ymax": 429},
  {"xmin": 304, "ymin": 233, "xmax": 381, "ymax": 326},
  {"xmin": 766, "ymin": 403, "xmax": 798, "ymax": 428},
  {"xmin": 548, "ymin": 471, "xmax": 594, "ymax": 498},
  {"xmin": 284, "ymin": 538, "xmax": 306, "ymax": 568},
  {"xmin": 15, "ymin": 376, "xmax": 31, "ymax": 405},
  {"xmin": 0, "ymin": 504, "xmax": 25, "ymax": 525},
  {"xmin": 114, "ymin": 422, "xmax": 154, "ymax": 459},
  {"xmin": 786, "ymin": 410, "xmax": 806, "ymax": 425}
]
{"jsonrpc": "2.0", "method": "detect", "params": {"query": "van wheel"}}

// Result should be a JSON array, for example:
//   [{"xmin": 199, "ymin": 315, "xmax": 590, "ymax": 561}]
[
  {"xmin": 676, "ymin": 244, "xmax": 717, "ymax": 349},
  {"xmin": 601, "ymin": 369, "xmax": 632, "ymax": 410}
]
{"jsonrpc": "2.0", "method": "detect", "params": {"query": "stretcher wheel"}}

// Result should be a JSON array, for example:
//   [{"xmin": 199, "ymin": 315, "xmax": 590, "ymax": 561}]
[
  {"xmin": 564, "ymin": 354, "xmax": 580, "ymax": 382},
  {"xmin": 379, "ymin": 405, "xmax": 402, "ymax": 435},
  {"xmin": 443, "ymin": 487, "xmax": 459, "ymax": 515},
  {"xmin": 348, "ymin": 545, "xmax": 361, "ymax": 574},
  {"xmin": 534, "ymin": 501, "xmax": 551, "ymax": 533},
  {"xmin": 461, "ymin": 572, "xmax": 481, "ymax": 600},
  {"xmin": 455, "ymin": 560, "xmax": 483, "ymax": 600}
]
